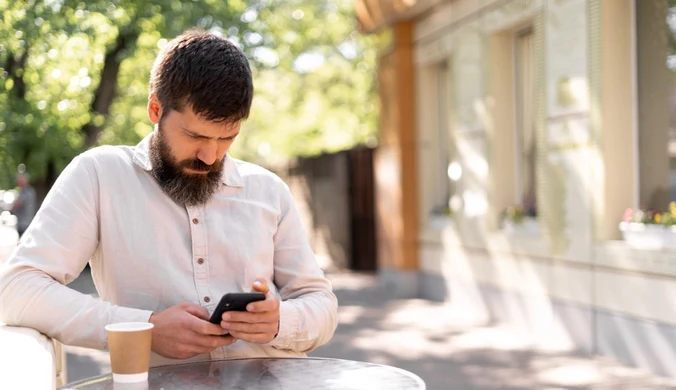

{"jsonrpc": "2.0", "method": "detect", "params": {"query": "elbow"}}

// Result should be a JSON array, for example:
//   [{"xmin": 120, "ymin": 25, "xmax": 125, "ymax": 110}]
[
  {"xmin": 305, "ymin": 291, "xmax": 339, "ymax": 353},
  {"xmin": 0, "ymin": 274, "xmax": 21, "ymax": 325},
  {"xmin": 326, "ymin": 292, "xmax": 338, "ymax": 342},
  {"xmin": 0, "ymin": 265, "xmax": 49, "ymax": 326}
]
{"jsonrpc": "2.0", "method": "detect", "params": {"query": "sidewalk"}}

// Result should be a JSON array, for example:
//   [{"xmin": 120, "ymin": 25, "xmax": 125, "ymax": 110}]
[
  {"xmin": 65, "ymin": 270, "xmax": 676, "ymax": 389},
  {"xmin": 316, "ymin": 273, "xmax": 676, "ymax": 389}
]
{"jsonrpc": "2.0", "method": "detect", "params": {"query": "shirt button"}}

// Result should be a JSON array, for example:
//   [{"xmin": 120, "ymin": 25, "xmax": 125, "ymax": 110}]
[
  {"xmin": 192, "ymin": 218, "xmax": 199, "ymax": 224},
  {"xmin": 204, "ymin": 296, "xmax": 211, "ymax": 303},
  {"xmin": 197, "ymin": 258, "xmax": 204, "ymax": 265}
]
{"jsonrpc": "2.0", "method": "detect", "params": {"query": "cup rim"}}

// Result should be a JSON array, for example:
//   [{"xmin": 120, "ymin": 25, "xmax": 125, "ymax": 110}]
[{"xmin": 105, "ymin": 322, "xmax": 154, "ymax": 332}]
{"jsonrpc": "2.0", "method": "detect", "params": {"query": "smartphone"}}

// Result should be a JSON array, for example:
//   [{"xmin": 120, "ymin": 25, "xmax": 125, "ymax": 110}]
[{"xmin": 209, "ymin": 292, "xmax": 266, "ymax": 324}]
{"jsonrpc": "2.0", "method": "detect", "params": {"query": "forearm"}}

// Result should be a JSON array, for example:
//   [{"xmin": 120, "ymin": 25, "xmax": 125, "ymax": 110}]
[
  {"xmin": 271, "ymin": 289, "xmax": 338, "ymax": 353},
  {"xmin": 0, "ymin": 265, "xmax": 153, "ymax": 349}
]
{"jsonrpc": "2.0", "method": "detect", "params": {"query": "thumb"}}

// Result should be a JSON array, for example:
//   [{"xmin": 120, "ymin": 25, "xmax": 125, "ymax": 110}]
[
  {"xmin": 183, "ymin": 302, "xmax": 210, "ymax": 321},
  {"xmin": 251, "ymin": 278, "xmax": 270, "ymax": 294}
]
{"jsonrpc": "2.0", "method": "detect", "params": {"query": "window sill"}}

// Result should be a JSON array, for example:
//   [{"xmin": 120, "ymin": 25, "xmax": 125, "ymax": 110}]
[
  {"xmin": 490, "ymin": 217, "xmax": 548, "ymax": 257},
  {"xmin": 420, "ymin": 213, "xmax": 456, "ymax": 245},
  {"xmin": 501, "ymin": 216, "xmax": 540, "ymax": 236}
]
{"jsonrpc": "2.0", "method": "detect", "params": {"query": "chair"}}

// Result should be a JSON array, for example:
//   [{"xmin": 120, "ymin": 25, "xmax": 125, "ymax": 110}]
[{"xmin": 0, "ymin": 324, "xmax": 67, "ymax": 389}]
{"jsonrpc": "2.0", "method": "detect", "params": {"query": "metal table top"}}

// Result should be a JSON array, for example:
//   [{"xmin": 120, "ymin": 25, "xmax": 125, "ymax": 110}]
[{"xmin": 60, "ymin": 357, "xmax": 426, "ymax": 390}]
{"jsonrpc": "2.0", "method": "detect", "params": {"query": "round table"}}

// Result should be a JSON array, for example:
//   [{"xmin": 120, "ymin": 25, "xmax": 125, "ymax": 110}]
[{"xmin": 59, "ymin": 357, "xmax": 426, "ymax": 389}]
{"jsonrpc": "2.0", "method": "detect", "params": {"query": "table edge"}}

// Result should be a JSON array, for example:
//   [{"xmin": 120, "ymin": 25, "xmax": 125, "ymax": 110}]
[{"xmin": 60, "ymin": 356, "xmax": 426, "ymax": 389}]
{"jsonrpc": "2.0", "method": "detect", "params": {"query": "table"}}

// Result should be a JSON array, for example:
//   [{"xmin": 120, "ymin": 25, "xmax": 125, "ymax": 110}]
[{"xmin": 59, "ymin": 357, "xmax": 426, "ymax": 389}]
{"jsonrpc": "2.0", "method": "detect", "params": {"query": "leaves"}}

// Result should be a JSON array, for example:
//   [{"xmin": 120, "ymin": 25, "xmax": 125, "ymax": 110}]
[{"xmin": 0, "ymin": 0, "xmax": 379, "ymax": 190}]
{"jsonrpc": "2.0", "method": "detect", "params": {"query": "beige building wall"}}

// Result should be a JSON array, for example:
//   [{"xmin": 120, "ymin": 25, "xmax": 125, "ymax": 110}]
[
  {"xmin": 360, "ymin": 0, "xmax": 676, "ymax": 379},
  {"xmin": 412, "ymin": 0, "xmax": 676, "ymax": 337}
]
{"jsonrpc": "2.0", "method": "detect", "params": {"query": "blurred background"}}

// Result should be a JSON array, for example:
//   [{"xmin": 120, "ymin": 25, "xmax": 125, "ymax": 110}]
[{"xmin": 7, "ymin": 0, "xmax": 676, "ymax": 388}]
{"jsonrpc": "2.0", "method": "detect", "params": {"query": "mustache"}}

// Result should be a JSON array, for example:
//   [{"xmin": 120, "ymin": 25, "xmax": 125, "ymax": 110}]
[{"xmin": 178, "ymin": 158, "xmax": 223, "ymax": 172}]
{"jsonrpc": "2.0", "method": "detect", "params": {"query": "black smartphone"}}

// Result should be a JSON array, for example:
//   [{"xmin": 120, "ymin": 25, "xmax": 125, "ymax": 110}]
[{"xmin": 209, "ymin": 292, "xmax": 266, "ymax": 324}]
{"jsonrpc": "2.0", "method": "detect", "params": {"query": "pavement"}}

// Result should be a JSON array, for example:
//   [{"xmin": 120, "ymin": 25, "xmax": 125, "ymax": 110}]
[{"xmin": 60, "ymin": 269, "xmax": 676, "ymax": 389}]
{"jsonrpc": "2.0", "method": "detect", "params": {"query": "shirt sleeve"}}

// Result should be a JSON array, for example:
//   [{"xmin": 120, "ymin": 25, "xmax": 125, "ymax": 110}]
[
  {"xmin": 0, "ymin": 154, "xmax": 153, "ymax": 349},
  {"xmin": 267, "ymin": 180, "xmax": 338, "ymax": 352}
]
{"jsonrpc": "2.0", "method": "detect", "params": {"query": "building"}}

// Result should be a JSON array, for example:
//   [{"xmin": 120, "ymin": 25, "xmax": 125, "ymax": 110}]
[{"xmin": 356, "ymin": 0, "xmax": 676, "ymax": 378}]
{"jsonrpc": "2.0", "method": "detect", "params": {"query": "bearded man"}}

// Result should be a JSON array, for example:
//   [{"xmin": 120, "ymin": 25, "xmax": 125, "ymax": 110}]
[{"xmin": 0, "ymin": 29, "xmax": 337, "ymax": 366}]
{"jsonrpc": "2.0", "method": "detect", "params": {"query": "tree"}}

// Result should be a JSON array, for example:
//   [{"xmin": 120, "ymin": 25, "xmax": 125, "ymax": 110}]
[{"xmin": 0, "ymin": 0, "xmax": 379, "ymax": 199}]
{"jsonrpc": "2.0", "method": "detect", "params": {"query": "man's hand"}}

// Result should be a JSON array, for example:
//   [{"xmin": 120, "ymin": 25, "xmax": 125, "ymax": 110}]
[
  {"xmin": 148, "ymin": 302, "xmax": 236, "ymax": 360},
  {"xmin": 221, "ymin": 278, "xmax": 280, "ymax": 344}
]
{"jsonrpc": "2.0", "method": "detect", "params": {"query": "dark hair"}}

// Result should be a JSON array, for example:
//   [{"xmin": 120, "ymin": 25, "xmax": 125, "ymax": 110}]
[{"xmin": 150, "ymin": 29, "xmax": 253, "ymax": 123}]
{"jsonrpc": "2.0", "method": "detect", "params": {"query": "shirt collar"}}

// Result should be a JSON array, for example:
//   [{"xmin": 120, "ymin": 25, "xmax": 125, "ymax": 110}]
[{"xmin": 132, "ymin": 132, "xmax": 244, "ymax": 188}]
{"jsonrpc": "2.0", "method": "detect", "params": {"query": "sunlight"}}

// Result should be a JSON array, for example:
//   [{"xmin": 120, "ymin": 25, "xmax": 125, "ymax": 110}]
[
  {"xmin": 253, "ymin": 47, "xmax": 280, "ymax": 68},
  {"xmin": 241, "ymin": 9, "xmax": 258, "ymax": 23},
  {"xmin": 337, "ymin": 305, "xmax": 367, "ymax": 325},
  {"xmin": 338, "ymin": 42, "xmax": 358, "ymax": 59},
  {"xmin": 293, "ymin": 52, "xmax": 326, "ymax": 73},
  {"xmin": 438, "ymin": 235, "xmax": 490, "ymax": 327},
  {"xmin": 451, "ymin": 324, "xmax": 533, "ymax": 351},
  {"xmin": 537, "ymin": 362, "xmax": 605, "ymax": 386}
]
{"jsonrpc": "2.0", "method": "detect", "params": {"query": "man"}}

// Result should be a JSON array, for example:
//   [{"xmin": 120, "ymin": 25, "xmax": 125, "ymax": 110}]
[
  {"xmin": 0, "ymin": 30, "xmax": 337, "ymax": 366},
  {"xmin": 10, "ymin": 172, "xmax": 36, "ymax": 237}
]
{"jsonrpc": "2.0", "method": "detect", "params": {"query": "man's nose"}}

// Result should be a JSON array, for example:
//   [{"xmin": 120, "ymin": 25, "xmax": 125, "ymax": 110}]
[{"xmin": 196, "ymin": 141, "xmax": 219, "ymax": 166}]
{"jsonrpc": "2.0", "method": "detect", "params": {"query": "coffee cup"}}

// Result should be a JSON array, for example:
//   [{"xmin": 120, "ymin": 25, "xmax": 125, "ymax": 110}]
[{"xmin": 105, "ymin": 322, "xmax": 154, "ymax": 383}]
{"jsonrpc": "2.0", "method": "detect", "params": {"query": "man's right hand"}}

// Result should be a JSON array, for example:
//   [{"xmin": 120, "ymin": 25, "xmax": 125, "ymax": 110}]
[{"xmin": 148, "ymin": 302, "xmax": 236, "ymax": 360}]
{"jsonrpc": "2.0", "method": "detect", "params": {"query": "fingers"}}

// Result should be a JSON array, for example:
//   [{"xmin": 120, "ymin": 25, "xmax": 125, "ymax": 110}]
[
  {"xmin": 188, "ymin": 316, "xmax": 231, "ymax": 336},
  {"xmin": 151, "ymin": 303, "xmax": 240, "ymax": 360},
  {"xmin": 180, "ymin": 304, "xmax": 230, "ymax": 336},
  {"xmin": 222, "ymin": 308, "xmax": 278, "ymax": 324},
  {"xmin": 229, "ymin": 331, "xmax": 275, "ymax": 344},
  {"xmin": 191, "ymin": 334, "xmax": 237, "ymax": 350},
  {"xmin": 251, "ymin": 278, "xmax": 270, "ymax": 294},
  {"xmin": 222, "ymin": 321, "xmax": 278, "ymax": 335},
  {"xmin": 244, "ymin": 293, "xmax": 279, "ymax": 313},
  {"xmin": 182, "ymin": 302, "xmax": 210, "ymax": 321}
]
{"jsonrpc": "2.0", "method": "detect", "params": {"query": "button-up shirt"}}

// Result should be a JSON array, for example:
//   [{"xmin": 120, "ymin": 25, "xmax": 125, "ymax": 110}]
[{"xmin": 0, "ymin": 134, "xmax": 338, "ymax": 367}]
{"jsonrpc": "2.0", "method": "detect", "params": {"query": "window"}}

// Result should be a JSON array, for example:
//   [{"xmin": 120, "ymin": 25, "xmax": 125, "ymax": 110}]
[
  {"xmin": 488, "ymin": 24, "xmax": 538, "ymax": 230},
  {"xmin": 432, "ymin": 61, "xmax": 452, "ymax": 214},
  {"xmin": 635, "ymin": 0, "xmax": 675, "ymax": 210},
  {"xmin": 514, "ymin": 28, "xmax": 537, "ymax": 216}
]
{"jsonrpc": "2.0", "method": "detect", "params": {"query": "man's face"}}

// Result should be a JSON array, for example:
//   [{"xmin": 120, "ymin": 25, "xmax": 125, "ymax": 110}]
[{"xmin": 147, "ymin": 101, "xmax": 240, "ymax": 206}]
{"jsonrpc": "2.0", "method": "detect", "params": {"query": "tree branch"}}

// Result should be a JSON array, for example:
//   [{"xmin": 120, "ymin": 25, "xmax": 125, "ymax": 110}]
[
  {"xmin": 5, "ymin": 49, "xmax": 29, "ymax": 100},
  {"xmin": 80, "ymin": 30, "xmax": 139, "ymax": 148}
]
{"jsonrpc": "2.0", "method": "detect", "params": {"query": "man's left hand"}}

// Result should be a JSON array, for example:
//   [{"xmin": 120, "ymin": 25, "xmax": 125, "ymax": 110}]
[{"xmin": 221, "ymin": 278, "xmax": 280, "ymax": 344}]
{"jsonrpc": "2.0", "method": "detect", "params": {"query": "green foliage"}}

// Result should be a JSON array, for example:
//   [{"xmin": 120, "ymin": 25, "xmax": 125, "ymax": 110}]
[{"xmin": 0, "ymin": 0, "xmax": 379, "ymax": 189}]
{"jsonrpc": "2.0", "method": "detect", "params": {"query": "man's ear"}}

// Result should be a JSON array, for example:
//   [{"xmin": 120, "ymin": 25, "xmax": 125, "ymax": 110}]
[{"xmin": 147, "ymin": 93, "xmax": 162, "ymax": 125}]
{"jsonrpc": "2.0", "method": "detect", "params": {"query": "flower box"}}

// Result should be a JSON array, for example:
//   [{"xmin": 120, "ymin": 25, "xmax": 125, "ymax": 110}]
[
  {"xmin": 502, "ymin": 217, "xmax": 539, "ymax": 235},
  {"xmin": 619, "ymin": 222, "xmax": 676, "ymax": 249}
]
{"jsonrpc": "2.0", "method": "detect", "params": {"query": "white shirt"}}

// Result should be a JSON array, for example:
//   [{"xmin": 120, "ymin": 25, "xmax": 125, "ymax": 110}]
[{"xmin": 0, "ymin": 134, "xmax": 338, "ymax": 366}]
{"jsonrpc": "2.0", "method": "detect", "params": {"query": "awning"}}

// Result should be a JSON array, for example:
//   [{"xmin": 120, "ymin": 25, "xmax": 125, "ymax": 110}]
[{"xmin": 355, "ymin": 0, "xmax": 447, "ymax": 34}]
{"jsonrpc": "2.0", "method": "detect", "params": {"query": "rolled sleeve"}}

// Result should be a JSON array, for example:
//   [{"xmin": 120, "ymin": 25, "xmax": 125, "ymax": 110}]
[{"xmin": 268, "ymin": 301, "xmax": 300, "ymax": 350}]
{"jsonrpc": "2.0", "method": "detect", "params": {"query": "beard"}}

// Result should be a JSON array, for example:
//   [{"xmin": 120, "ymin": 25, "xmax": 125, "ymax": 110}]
[{"xmin": 148, "ymin": 125, "xmax": 223, "ymax": 207}]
